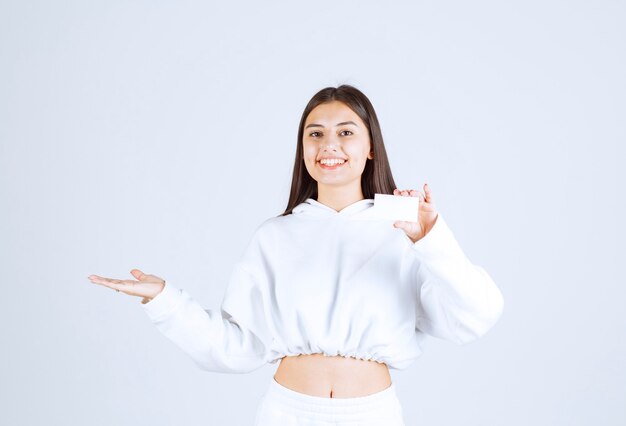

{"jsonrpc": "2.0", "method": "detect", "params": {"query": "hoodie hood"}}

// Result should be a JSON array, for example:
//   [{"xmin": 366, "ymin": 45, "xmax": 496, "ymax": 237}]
[{"xmin": 292, "ymin": 198, "xmax": 374, "ymax": 218}]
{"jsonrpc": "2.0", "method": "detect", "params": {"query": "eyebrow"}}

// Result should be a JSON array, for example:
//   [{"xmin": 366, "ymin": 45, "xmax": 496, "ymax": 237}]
[{"xmin": 305, "ymin": 121, "xmax": 359, "ymax": 129}]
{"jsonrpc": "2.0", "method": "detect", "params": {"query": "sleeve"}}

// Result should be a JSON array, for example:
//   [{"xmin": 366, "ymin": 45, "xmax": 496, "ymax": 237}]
[
  {"xmin": 410, "ymin": 214, "xmax": 504, "ymax": 345},
  {"xmin": 140, "ymin": 234, "xmax": 274, "ymax": 374}
]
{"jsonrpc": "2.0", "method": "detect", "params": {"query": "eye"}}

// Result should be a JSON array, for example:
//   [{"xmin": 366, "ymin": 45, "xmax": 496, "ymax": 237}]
[
  {"xmin": 308, "ymin": 131, "xmax": 322, "ymax": 138},
  {"xmin": 340, "ymin": 130, "xmax": 353, "ymax": 136}
]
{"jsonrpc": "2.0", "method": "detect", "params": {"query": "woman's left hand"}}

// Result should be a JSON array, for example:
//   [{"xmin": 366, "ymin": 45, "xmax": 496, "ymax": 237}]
[{"xmin": 392, "ymin": 183, "xmax": 438, "ymax": 243}]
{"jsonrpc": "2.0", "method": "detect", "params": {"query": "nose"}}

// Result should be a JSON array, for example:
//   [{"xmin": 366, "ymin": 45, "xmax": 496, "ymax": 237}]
[{"xmin": 321, "ymin": 141, "xmax": 339, "ymax": 154}]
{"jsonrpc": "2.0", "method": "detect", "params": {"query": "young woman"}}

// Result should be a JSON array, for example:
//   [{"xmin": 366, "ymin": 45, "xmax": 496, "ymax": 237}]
[{"xmin": 88, "ymin": 85, "xmax": 504, "ymax": 425}]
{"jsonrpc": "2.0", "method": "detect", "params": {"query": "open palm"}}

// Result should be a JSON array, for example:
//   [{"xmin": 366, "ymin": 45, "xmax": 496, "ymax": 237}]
[{"xmin": 88, "ymin": 269, "xmax": 165, "ymax": 304}]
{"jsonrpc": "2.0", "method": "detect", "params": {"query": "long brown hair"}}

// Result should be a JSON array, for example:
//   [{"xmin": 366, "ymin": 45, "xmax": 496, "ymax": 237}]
[{"xmin": 279, "ymin": 84, "xmax": 397, "ymax": 216}]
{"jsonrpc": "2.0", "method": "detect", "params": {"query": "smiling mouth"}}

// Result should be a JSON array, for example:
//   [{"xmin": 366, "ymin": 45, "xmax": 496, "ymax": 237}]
[{"xmin": 317, "ymin": 159, "xmax": 347, "ymax": 170}]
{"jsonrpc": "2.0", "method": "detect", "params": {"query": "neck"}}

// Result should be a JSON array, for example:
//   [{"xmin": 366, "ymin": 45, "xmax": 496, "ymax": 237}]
[{"xmin": 316, "ymin": 181, "xmax": 365, "ymax": 212}]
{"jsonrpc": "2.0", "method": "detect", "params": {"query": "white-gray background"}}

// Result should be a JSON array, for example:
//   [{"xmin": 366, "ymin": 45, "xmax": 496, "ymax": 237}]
[{"xmin": 1, "ymin": 1, "xmax": 623, "ymax": 425}]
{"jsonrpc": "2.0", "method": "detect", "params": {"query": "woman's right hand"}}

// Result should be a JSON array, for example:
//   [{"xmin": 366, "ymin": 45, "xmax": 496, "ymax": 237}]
[{"xmin": 88, "ymin": 269, "xmax": 165, "ymax": 304}]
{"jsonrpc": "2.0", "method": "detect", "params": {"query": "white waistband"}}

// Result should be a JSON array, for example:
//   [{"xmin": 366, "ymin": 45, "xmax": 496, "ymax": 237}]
[{"xmin": 265, "ymin": 377, "xmax": 399, "ymax": 415}]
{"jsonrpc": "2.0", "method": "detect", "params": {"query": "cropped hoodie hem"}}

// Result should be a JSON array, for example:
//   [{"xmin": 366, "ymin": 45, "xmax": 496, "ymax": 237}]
[{"xmin": 141, "ymin": 196, "xmax": 504, "ymax": 372}]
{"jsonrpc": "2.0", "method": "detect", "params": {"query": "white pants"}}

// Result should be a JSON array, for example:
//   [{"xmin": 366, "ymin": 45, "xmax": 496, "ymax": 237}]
[{"xmin": 253, "ymin": 377, "xmax": 406, "ymax": 425}]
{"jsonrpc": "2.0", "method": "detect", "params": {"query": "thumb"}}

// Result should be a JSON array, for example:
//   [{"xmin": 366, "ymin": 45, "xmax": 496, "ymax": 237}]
[
  {"xmin": 131, "ymin": 269, "xmax": 165, "ymax": 284},
  {"xmin": 393, "ymin": 221, "xmax": 409, "ymax": 231},
  {"xmin": 130, "ymin": 269, "xmax": 147, "ymax": 281}
]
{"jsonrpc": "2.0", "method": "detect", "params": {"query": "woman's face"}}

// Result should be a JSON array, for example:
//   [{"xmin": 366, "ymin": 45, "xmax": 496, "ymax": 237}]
[{"xmin": 302, "ymin": 101, "xmax": 373, "ymax": 190}]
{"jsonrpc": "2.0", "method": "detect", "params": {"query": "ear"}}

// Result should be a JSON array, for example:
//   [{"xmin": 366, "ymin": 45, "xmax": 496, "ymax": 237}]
[{"xmin": 368, "ymin": 151, "xmax": 374, "ymax": 160}]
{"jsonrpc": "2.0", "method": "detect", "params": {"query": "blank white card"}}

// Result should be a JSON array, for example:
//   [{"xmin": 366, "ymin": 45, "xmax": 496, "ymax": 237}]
[{"xmin": 354, "ymin": 193, "xmax": 419, "ymax": 222}]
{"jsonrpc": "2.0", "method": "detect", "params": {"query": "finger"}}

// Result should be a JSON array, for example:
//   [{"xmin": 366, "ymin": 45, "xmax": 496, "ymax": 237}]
[
  {"xmin": 99, "ymin": 275, "xmax": 137, "ymax": 285},
  {"xmin": 407, "ymin": 188, "xmax": 424, "ymax": 201},
  {"xmin": 98, "ymin": 277, "xmax": 125, "ymax": 284},
  {"xmin": 89, "ymin": 277, "xmax": 122, "ymax": 291},
  {"xmin": 401, "ymin": 189, "xmax": 409, "ymax": 196},
  {"xmin": 89, "ymin": 274, "xmax": 118, "ymax": 282},
  {"xmin": 424, "ymin": 183, "xmax": 433, "ymax": 202},
  {"xmin": 88, "ymin": 275, "xmax": 135, "ymax": 289}
]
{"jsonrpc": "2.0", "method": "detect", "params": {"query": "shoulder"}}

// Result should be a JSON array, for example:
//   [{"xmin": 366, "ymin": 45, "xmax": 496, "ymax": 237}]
[
  {"xmin": 245, "ymin": 212, "xmax": 297, "ymax": 246},
  {"xmin": 234, "ymin": 213, "xmax": 295, "ymax": 269},
  {"xmin": 255, "ymin": 212, "xmax": 297, "ymax": 234}
]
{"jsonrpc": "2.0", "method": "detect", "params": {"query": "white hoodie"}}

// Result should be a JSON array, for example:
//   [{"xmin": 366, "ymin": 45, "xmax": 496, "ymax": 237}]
[{"xmin": 141, "ymin": 197, "xmax": 504, "ymax": 373}]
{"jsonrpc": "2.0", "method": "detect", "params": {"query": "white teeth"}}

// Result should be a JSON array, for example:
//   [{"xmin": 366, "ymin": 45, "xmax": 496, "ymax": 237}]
[{"xmin": 320, "ymin": 158, "xmax": 346, "ymax": 166}]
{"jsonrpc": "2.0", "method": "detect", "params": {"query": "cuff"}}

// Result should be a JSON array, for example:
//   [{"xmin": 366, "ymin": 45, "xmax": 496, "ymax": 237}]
[{"xmin": 140, "ymin": 281, "xmax": 184, "ymax": 323}]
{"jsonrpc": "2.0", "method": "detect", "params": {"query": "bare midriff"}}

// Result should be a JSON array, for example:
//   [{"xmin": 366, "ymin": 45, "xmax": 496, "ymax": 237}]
[{"xmin": 273, "ymin": 353, "xmax": 392, "ymax": 398}]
